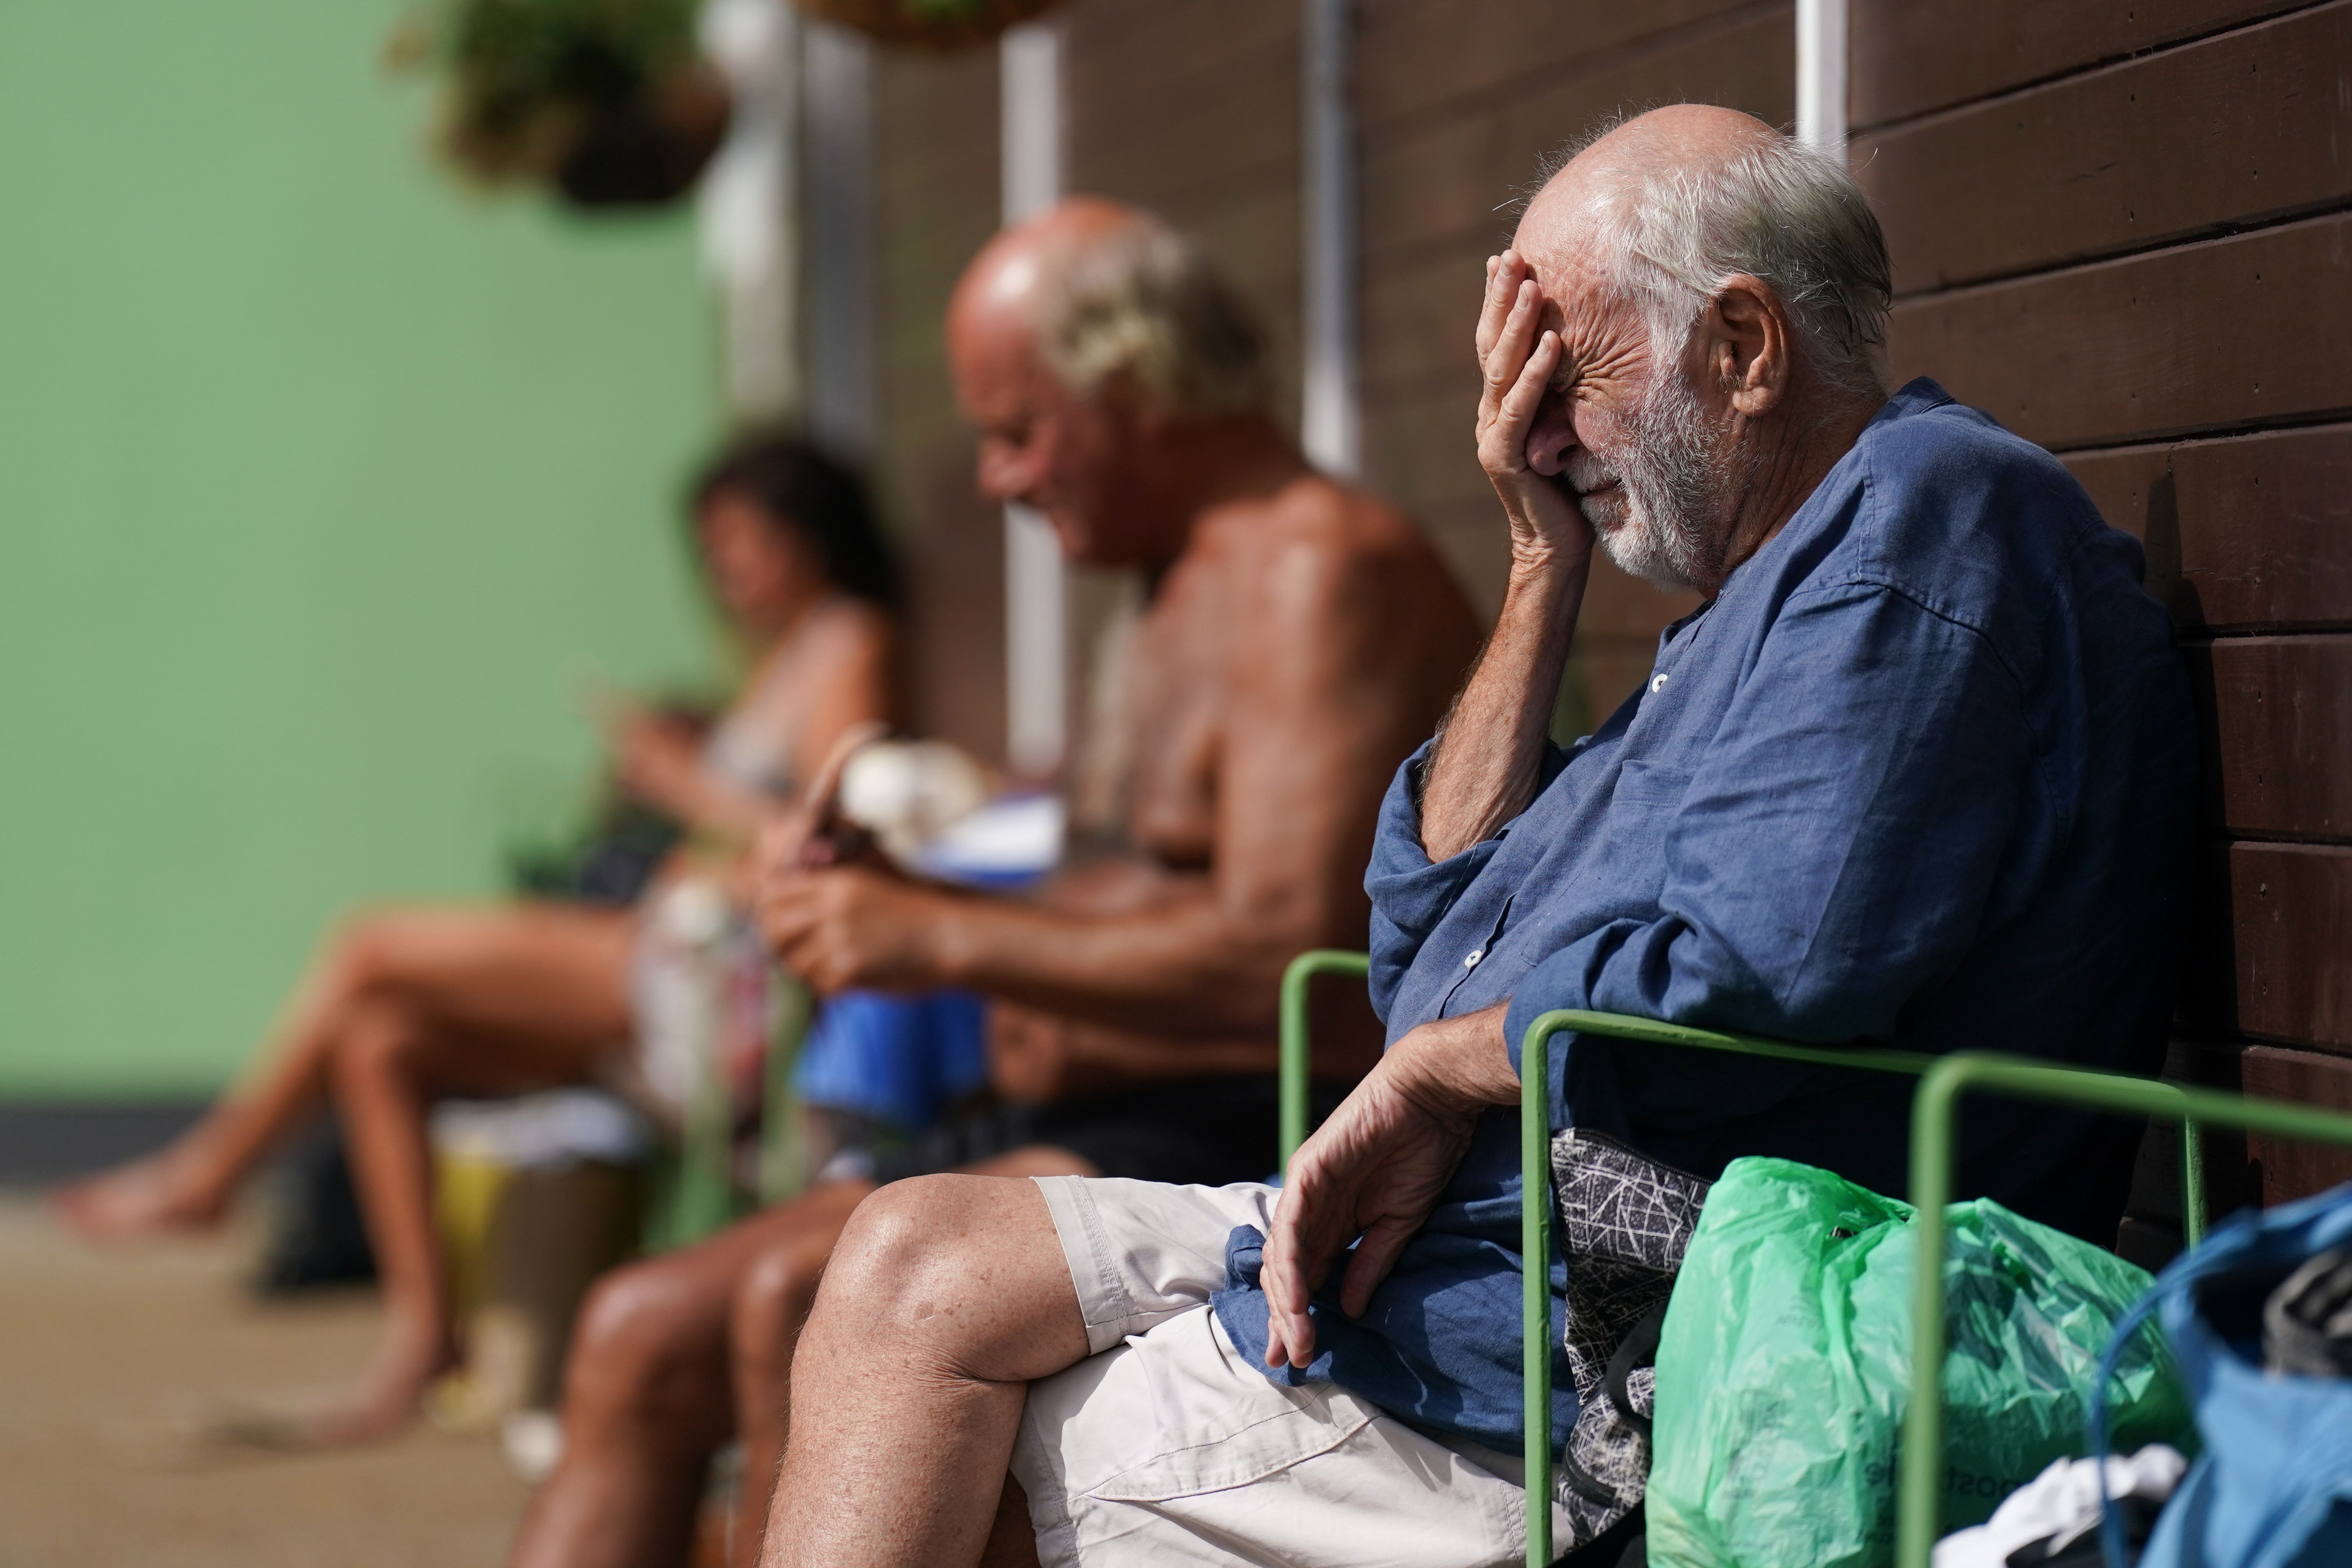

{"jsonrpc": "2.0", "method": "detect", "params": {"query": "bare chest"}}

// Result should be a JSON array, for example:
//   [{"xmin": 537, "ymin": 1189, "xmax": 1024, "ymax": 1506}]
[{"xmin": 1115, "ymin": 575, "xmax": 1226, "ymax": 870}]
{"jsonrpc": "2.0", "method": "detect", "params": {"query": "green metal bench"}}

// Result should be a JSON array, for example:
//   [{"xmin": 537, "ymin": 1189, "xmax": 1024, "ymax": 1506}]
[{"xmin": 1276, "ymin": 948, "xmax": 2352, "ymax": 1568}]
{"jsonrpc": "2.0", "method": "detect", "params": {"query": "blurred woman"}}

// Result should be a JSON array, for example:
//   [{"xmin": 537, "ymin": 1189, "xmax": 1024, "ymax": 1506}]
[{"xmin": 53, "ymin": 434, "xmax": 896, "ymax": 1442}]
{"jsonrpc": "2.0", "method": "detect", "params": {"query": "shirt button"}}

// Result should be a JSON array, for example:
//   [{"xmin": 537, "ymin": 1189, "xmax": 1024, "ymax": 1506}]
[
  {"xmin": 1649, "ymin": 672, "xmax": 1670, "ymax": 694},
  {"xmin": 1463, "ymin": 949, "xmax": 1483, "ymax": 969}
]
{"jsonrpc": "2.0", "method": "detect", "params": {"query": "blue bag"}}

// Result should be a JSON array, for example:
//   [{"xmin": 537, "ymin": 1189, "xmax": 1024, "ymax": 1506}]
[
  {"xmin": 2131, "ymin": 1182, "xmax": 2352, "ymax": 1568},
  {"xmin": 790, "ymin": 989, "xmax": 988, "ymax": 1132}
]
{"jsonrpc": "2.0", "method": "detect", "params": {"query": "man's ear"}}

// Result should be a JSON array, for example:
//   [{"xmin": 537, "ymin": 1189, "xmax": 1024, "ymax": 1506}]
[{"xmin": 1704, "ymin": 275, "xmax": 1791, "ymax": 417}]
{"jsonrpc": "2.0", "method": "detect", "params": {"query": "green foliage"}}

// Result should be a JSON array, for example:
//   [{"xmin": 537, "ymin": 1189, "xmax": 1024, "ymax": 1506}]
[{"xmin": 397, "ymin": 0, "xmax": 700, "ymax": 181}]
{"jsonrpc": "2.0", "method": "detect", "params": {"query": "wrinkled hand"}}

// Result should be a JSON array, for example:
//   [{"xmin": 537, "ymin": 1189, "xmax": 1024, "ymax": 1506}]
[
  {"xmin": 757, "ymin": 863, "xmax": 948, "ymax": 994},
  {"xmin": 1260, "ymin": 1006, "xmax": 1514, "ymax": 1369},
  {"xmin": 1475, "ymin": 251, "xmax": 1593, "ymax": 567}
]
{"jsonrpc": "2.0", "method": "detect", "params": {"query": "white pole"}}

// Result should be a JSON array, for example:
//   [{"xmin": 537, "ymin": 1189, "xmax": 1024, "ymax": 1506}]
[
  {"xmin": 697, "ymin": 0, "xmax": 802, "ymax": 424},
  {"xmin": 1299, "ymin": 0, "xmax": 1359, "ymax": 478},
  {"xmin": 1000, "ymin": 22, "xmax": 1067, "ymax": 779},
  {"xmin": 1795, "ymin": 0, "xmax": 1847, "ymax": 152},
  {"xmin": 804, "ymin": 20, "xmax": 875, "ymax": 457}
]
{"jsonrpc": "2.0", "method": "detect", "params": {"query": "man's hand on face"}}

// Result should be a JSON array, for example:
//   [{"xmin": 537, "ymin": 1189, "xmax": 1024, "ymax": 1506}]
[
  {"xmin": 1476, "ymin": 250, "xmax": 1596, "ymax": 571},
  {"xmin": 1260, "ymin": 1004, "xmax": 1520, "ymax": 1370}
]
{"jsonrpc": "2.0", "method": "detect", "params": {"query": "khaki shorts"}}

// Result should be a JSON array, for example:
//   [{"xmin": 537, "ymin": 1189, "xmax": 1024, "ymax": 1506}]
[{"xmin": 1014, "ymin": 1176, "xmax": 1576, "ymax": 1568}]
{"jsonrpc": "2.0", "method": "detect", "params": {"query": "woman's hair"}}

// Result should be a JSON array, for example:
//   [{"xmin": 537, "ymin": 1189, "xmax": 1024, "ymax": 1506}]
[{"xmin": 688, "ymin": 434, "xmax": 901, "ymax": 608}]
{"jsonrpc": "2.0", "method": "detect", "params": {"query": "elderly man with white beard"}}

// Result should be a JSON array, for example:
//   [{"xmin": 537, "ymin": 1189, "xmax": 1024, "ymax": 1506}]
[{"xmin": 747, "ymin": 106, "xmax": 2198, "ymax": 1568}]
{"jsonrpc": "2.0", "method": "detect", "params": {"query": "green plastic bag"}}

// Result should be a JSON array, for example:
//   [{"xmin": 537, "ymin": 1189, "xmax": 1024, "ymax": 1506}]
[{"xmin": 1645, "ymin": 1158, "xmax": 2189, "ymax": 1568}]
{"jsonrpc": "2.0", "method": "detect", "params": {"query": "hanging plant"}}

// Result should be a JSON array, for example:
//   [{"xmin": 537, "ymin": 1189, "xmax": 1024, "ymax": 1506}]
[
  {"xmin": 390, "ymin": 0, "xmax": 731, "ymax": 208},
  {"xmin": 791, "ymin": 0, "xmax": 1060, "ymax": 53}
]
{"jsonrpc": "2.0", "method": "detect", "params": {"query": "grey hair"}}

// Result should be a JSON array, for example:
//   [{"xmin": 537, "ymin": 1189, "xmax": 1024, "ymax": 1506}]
[
  {"xmin": 1031, "ymin": 215, "xmax": 1275, "ymax": 418},
  {"xmin": 1539, "ymin": 113, "xmax": 1892, "ymax": 399}
]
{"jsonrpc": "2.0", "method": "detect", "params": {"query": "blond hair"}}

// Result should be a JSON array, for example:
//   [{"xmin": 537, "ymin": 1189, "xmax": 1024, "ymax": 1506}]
[{"xmin": 1031, "ymin": 214, "xmax": 1274, "ymax": 417}]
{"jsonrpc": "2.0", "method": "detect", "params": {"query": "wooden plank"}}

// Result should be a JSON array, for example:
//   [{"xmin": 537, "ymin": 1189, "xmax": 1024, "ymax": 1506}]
[
  {"xmin": 1066, "ymin": 44, "xmax": 1299, "ymax": 207},
  {"xmin": 2184, "ymin": 636, "xmax": 2352, "ymax": 840},
  {"xmin": 1356, "ymin": 0, "xmax": 1770, "ymax": 133},
  {"xmin": 2238, "ymin": 1044, "xmax": 2352, "ymax": 1201},
  {"xmin": 1059, "ymin": 0, "xmax": 1298, "ymax": 84},
  {"xmin": 1849, "ymin": 0, "xmax": 2304, "ymax": 130},
  {"xmin": 1855, "ymin": 3, "xmax": 2352, "ymax": 293},
  {"xmin": 1887, "ymin": 211, "xmax": 2352, "ymax": 451},
  {"xmin": 1361, "ymin": 6, "xmax": 1794, "ymax": 265},
  {"xmin": 1362, "ymin": 247, "xmax": 1491, "ymax": 408},
  {"xmin": 1361, "ymin": 373, "xmax": 1484, "ymax": 515},
  {"xmin": 2185, "ymin": 840, "xmax": 2352, "ymax": 1049},
  {"xmin": 2065, "ymin": 424, "xmax": 2352, "ymax": 633}
]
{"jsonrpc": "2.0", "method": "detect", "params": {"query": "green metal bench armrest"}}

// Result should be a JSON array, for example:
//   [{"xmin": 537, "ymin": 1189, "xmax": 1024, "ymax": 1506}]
[
  {"xmin": 1897, "ymin": 1054, "xmax": 2352, "ymax": 1568},
  {"xmin": 1278, "ymin": 948, "xmax": 1372, "ymax": 1172}
]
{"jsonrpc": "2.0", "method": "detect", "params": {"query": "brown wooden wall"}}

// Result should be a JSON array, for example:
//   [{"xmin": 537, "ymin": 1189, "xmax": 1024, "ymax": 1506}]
[
  {"xmin": 1851, "ymin": 0, "xmax": 2352, "ymax": 1230},
  {"xmin": 1354, "ymin": 0, "xmax": 1792, "ymax": 724}
]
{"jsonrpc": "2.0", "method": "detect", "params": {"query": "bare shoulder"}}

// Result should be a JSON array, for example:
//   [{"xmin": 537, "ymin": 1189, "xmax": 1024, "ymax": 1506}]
[
  {"xmin": 1192, "ymin": 475, "xmax": 1471, "ymax": 632},
  {"xmin": 811, "ymin": 595, "xmax": 896, "ymax": 655}
]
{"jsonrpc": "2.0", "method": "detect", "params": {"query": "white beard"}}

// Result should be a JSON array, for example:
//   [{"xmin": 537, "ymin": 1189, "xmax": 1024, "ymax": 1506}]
[{"xmin": 1574, "ymin": 372, "xmax": 1745, "ymax": 595}]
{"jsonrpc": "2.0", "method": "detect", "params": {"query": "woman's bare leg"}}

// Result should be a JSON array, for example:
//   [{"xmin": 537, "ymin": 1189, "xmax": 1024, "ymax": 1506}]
[
  {"xmin": 510, "ymin": 1181, "xmax": 876, "ymax": 1568},
  {"xmin": 54, "ymin": 924, "xmax": 402, "ymax": 1237},
  {"xmin": 758, "ymin": 1174, "xmax": 1089, "ymax": 1568},
  {"xmin": 62, "ymin": 904, "xmax": 637, "ymax": 1440},
  {"xmin": 305, "ymin": 907, "xmax": 640, "ymax": 1440},
  {"xmin": 54, "ymin": 904, "xmax": 634, "ymax": 1239}
]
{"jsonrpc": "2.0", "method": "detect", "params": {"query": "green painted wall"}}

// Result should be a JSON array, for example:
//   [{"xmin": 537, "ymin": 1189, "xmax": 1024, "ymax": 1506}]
[{"xmin": 0, "ymin": 3, "xmax": 720, "ymax": 1096}]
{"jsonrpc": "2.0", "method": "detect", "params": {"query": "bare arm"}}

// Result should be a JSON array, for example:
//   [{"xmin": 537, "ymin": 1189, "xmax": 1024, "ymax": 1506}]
[
  {"xmin": 786, "ymin": 606, "xmax": 897, "ymax": 799},
  {"xmin": 759, "ymin": 505, "xmax": 1437, "ymax": 1037},
  {"xmin": 1417, "ymin": 251, "xmax": 1597, "ymax": 861},
  {"xmin": 617, "ymin": 610, "xmax": 896, "ymax": 844}
]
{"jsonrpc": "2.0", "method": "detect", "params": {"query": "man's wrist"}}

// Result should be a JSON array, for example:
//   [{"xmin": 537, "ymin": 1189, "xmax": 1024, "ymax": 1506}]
[
  {"xmin": 912, "ymin": 888, "xmax": 980, "ymax": 988},
  {"xmin": 1387, "ymin": 1006, "xmax": 1519, "ymax": 1120},
  {"xmin": 1506, "ymin": 527, "xmax": 1593, "ymax": 581}
]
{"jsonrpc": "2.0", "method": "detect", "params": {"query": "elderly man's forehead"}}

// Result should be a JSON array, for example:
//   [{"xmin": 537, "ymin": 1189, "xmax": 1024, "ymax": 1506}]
[{"xmin": 1512, "ymin": 180, "xmax": 1612, "ymax": 274}]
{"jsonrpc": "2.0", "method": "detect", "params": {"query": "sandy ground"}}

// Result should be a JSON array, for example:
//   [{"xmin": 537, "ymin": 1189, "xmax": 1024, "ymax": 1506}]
[{"xmin": 0, "ymin": 1194, "xmax": 531, "ymax": 1568}]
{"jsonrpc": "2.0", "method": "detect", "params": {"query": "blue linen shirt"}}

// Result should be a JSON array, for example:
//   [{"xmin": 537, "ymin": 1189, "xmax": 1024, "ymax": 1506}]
[{"xmin": 1209, "ymin": 379, "xmax": 2198, "ymax": 1457}]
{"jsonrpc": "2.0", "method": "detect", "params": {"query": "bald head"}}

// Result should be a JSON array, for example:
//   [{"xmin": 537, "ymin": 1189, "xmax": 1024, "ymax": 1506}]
[
  {"xmin": 948, "ymin": 196, "xmax": 1139, "ymax": 347},
  {"xmin": 948, "ymin": 197, "xmax": 1272, "ymax": 421},
  {"xmin": 1516, "ymin": 105, "xmax": 1890, "ymax": 395}
]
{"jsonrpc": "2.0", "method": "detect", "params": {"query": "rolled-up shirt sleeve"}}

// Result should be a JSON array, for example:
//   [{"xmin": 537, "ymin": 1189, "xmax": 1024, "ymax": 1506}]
[
  {"xmin": 1367, "ymin": 738, "xmax": 1576, "ymax": 1025},
  {"xmin": 1503, "ymin": 582, "xmax": 2032, "ymax": 1100},
  {"xmin": 1366, "ymin": 745, "xmax": 1487, "ymax": 1024}
]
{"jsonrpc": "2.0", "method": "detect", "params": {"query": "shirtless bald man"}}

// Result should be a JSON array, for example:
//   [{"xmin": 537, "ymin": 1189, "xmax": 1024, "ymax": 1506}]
[{"xmin": 505, "ymin": 199, "xmax": 1481, "ymax": 1568}]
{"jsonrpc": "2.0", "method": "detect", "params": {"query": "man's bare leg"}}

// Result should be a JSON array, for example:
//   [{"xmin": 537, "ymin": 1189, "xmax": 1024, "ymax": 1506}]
[
  {"xmin": 510, "ymin": 1181, "xmax": 876, "ymax": 1568},
  {"xmin": 759, "ymin": 1174, "xmax": 1088, "ymax": 1568},
  {"xmin": 728, "ymin": 1148, "xmax": 1094, "ymax": 1564}
]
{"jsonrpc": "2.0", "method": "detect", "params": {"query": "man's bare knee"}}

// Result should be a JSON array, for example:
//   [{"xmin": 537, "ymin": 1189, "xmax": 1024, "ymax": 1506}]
[
  {"xmin": 566, "ymin": 1258, "xmax": 727, "ymax": 1426},
  {"xmin": 818, "ymin": 1176, "xmax": 963, "ymax": 1322},
  {"xmin": 810, "ymin": 1174, "xmax": 1086, "ymax": 1384}
]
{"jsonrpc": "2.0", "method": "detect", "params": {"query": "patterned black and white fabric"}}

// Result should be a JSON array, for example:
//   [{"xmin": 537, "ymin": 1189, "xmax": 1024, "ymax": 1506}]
[{"xmin": 1548, "ymin": 1128, "xmax": 1711, "ymax": 1548}]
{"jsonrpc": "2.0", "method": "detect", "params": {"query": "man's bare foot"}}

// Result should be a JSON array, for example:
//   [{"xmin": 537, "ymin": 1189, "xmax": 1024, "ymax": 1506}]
[{"xmin": 50, "ymin": 1153, "xmax": 229, "ymax": 1242}]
